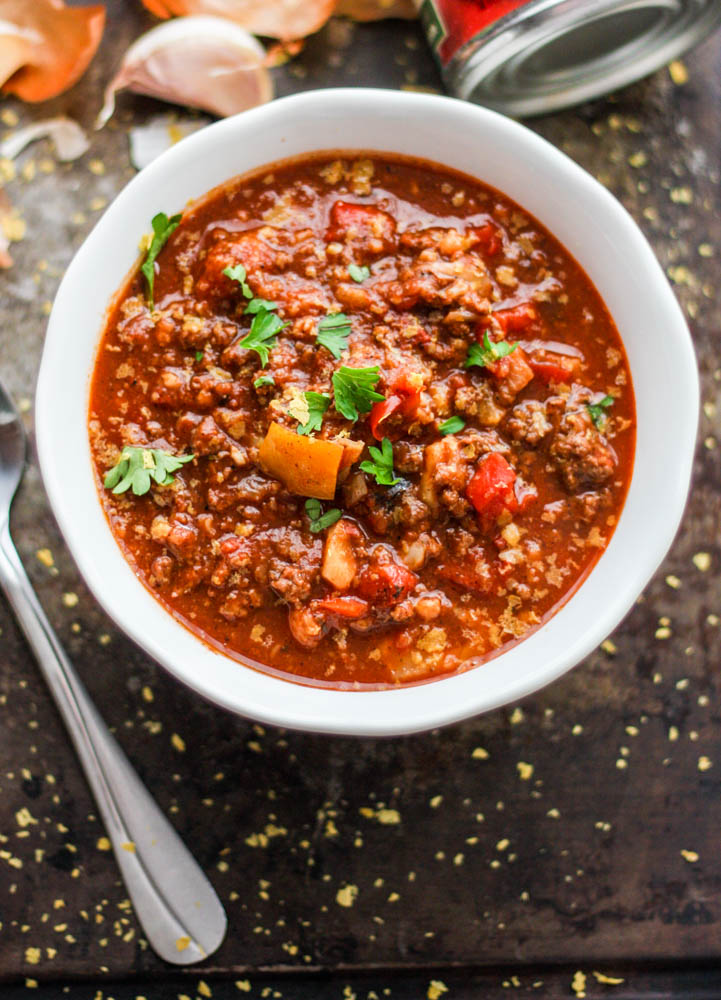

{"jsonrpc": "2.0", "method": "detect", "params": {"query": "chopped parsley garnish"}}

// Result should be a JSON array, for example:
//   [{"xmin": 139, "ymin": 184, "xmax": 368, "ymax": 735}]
[
  {"xmin": 222, "ymin": 263, "xmax": 253, "ymax": 298},
  {"xmin": 586, "ymin": 394, "xmax": 614, "ymax": 429},
  {"xmin": 439, "ymin": 415, "xmax": 465, "ymax": 436},
  {"xmin": 332, "ymin": 365, "xmax": 384, "ymax": 422},
  {"xmin": 305, "ymin": 498, "xmax": 342, "ymax": 533},
  {"xmin": 103, "ymin": 446, "xmax": 193, "ymax": 497},
  {"xmin": 465, "ymin": 331, "xmax": 517, "ymax": 369},
  {"xmin": 254, "ymin": 374, "xmax": 275, "ymax": 389},
  {"xmin": 316, "ymin": 312, "xmax": 351, "ymax": 360},
  {"xmin": 141, "ymin": 211, "xmax": 182, "ymax": 309},
  {"xmin": 195, "ymin": 350, "xmax": 204, "ymax": 362},
  {"xmin": 240, "ymin": 307, "xmax": 289, "ymax": 368},
  {"xmin": 360, "ymin": 436, "xmax": 400, "ymax": 486},
  {"xmin": 289, "ymin": 391, "xmax": 331, "ymax": 435},
  {"xmin": 223, "ymin": 263, "xmax": 278, "ymax": 314},
  {"xmin": 348, "ymin": 263, "xmax": 370, "ymax": 283},
  {"xmin": 245, "ymin": 297, "xmax": 278, "ymax": 315}
]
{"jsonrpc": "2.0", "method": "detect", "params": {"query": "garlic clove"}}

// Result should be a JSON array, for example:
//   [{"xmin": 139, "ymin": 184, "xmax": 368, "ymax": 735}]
[
  {"xmin": 139, "ymin": 0, "xmax": 336, "ymax": 41},
  {"xmin": 98, "ymin": 16, "xmax": 273, "ymax": 127},
  {"xmin": 0, "ymin": 0, "xmax": 105, "ymax": 102},
  {"xmin": 0, "ymin": 116, "xmax": 89, "ymax": 161}
]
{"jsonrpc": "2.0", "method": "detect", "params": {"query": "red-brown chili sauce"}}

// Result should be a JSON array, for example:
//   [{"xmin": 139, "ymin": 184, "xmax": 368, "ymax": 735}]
[{"xmin": 89, "ymin": 154, "xmax": 635, "ymax": 688}]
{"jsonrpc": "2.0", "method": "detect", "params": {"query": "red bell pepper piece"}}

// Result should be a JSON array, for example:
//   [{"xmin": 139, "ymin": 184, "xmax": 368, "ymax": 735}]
[
  {"xmin": 466, "ymin": 452, "xmax": 517, "ymax": 519},
  {"xmin": 527, "ymin": 351, "xmax": 581, "ymax": 384},
  {"xmin": 494, "ymin": 302, "xmax": 537, "ymax": 333},
  {"xmin": 356, "ymin": 561, "xmax": 418, "ymax": 606},
  {"xmin": 314, "ymin": 596, "xmax": 370, "ymax": 619}
]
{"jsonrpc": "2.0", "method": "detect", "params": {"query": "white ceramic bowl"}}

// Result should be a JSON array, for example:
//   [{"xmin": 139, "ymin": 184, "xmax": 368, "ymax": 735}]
[{"xmin": 36, "ymin": 89, "xmax": 698, "ymax": 736}]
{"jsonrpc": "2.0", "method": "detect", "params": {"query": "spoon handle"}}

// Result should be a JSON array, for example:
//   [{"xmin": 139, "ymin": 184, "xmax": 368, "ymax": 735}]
[{"xmin": 0, "ymin": 523, "xmax": 227, "ymax": 965}]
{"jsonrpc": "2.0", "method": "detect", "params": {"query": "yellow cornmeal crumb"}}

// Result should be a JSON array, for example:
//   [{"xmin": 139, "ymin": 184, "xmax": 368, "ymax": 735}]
[
  {"xmin": 665, "ymin": 575, "xmax": 681, "ymax": 589},
  {"xmin": 601, "ymin": 638, "xmax": 617, "ymax": 654},
  {"xmin": 62, "ymin": 592, "xmax": 78, "ymax": 608},
  {"xmin": 24, "ymin": 947, "xmax": 41, "ymax": 965},
  {"xmin": 628, "ymin": 151, "xmax": 647, "ymax": 168},
  {"xmin": 571, "ymin": 970, "xmax": 587, "ymax": 998},
  {"xmin": 141, "ymin": 686, "xmax": 153, "ymax": 703},
  {"xmin": 171, "ymin": 733, "xmax": 186, "ymax": 752},
  {"xmin": 680, "ymin": 849, "xmax": 699, "ymax": 863},
  {"xmin": 427, "ymin": 982, "xmax": 448, "ymax": 1000},
  {"xmin": 15, "ymin": 807, "xmax": 37, "ymax": 828},
  {"xmin": 36, "ymin": 548, "xmax": 54, "ymax": 568},
  {"xmin": 517, "ymin": 761, "xmax": 533, "ymax": 781},
  {"xmin": 235, "ymin": 982, "xmax": 251, "ymax": 993},
  {"xmin": 698, "ymin": 756, "xmax": 712, "ymax": 772},
  {"xmin": 592, "ymin": 972, "xmax": 624, "ymax": 985},
  {"xmin": 376, "ymin": 808, "xmax": 401, "ymax": 825},
  {"xmin": 176, "ymin": 936, "xmax": 191, "ymax": 951},
  {"xmin": 669, "ymin": 59, "xmax": 688, "ymax": 84},
  {"xmin": 198, "ymin": 982, "xmax": 212, "ymax": 998},
  {"xmin": 335, "ymin": 884, "xmax": 358, "ymax": 908},
  {"xmin": 693, "ymin": 552, "xmax": 711, "ymax": 572},
  {"xmin": 250, "ymin": 625, "xmax": 265, "ymax": 643},
  {"xmin": 1, "ymin": 108, "xmax": 18, "ymax": 126},
  {"xmin": 121, "ymin": 841, "xmax": 136, "ymax": 853},
  {"xmin": 96, "ymin": 837, "xmax": 111, "ymax": 851},
  {"xmin": 471, "ymin": 747, "xmax": 489, "ymax": 760},
  {"xmin": 88, "ymin": 159, "xmax": 105, "ymax": 175}
]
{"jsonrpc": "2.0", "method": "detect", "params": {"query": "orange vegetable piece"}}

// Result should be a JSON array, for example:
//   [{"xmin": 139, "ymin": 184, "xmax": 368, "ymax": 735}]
[
  {"xmin": 0, "ymin": 0, "xmax": 105, "ymax": 102},
  {"xmin": 139, "ymin": 0, "xmax": 336, "ymax": 40},
  {"xmin": 258, "ymin": 421, "xmax": 342, "ymax": 500}
]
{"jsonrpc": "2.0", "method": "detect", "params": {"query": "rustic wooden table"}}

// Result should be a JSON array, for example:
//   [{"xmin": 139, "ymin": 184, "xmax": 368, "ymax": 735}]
[{"xmin": 1, "ymin": 3, "xmax": 720, "ymax": 998}]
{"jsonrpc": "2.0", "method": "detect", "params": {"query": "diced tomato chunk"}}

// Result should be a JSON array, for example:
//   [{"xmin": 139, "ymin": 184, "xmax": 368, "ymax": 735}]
[
  {"xmin": 437, "ymin": 562, "xmax": 493, "ymax": 594},
  {"xmin": 466, "ymin": 452, "xmax": 517, "ymax": 519},
  {"xmin": 527, "ymin": 351, "xmax": 581, "ymax": 384},
  {"xmin": 486, "ymin": 348, "xmax": 534, "ymax": 402},
  {"xmin": 369, "ymin": 390, "xmax": 421, "ymax": 440},
  {"xmin": 326, "ymin": 201, "xmax": 396, "ymax": 252},
  {"xmin": 356, "ymin": 560, "xmax": 418, "ymax": 606},
  {"xmin": 494, "ymin": 302, "xmax": 538, "ymax": 333},
  {"xmin": 314, "ymin": 596, "xmax": 370, "ymax": 619},
  {"xmin": 473, "ymin": 222, "xmax": 502, "ymax": 256}
]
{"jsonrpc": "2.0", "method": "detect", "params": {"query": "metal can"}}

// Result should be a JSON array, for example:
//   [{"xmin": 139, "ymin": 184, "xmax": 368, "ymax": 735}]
[{"xmin": 416, "ymin": 0, "xmax": 721, "ymax": 117}]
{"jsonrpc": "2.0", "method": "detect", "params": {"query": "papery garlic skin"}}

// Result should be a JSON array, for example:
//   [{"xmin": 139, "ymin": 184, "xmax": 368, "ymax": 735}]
[{"xmin": 98, "ymin": 16, "xmax": 274, "ymax": 128}]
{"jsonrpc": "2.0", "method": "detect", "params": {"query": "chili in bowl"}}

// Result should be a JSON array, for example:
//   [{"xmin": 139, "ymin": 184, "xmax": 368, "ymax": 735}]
[{"xmin": 36, "ymin": 89, "xmax": 697, "ymax": 735}]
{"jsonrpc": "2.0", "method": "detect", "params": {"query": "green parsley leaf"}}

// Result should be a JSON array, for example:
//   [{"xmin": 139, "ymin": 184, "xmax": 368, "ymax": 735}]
[
  {"xmin": 465, "ymin": 331, "xmax": 517, "ymax": 369},
  {"xmin": 586, "ymin": 394, "xmax": 614, "ymax": 429},
  {"xmin": 222, "ymin": 263, "xmax": 253, "ymax": 299},
  {"xmin": 348, "ymin": 263, "xmax": 370, "ymax": 283},
  {"xmin": 141, "ymin": 211, "xmax": 182, "ymax": 309},
  {"xmin": 245, "ymin": 297, "xmax": 278, "ymax": 315},
  {"xmin": 103, "ymin": 446, "xmax": 193, "ymax": 497},
  {"xmin": 254, "ymin": 374, "xmax": 275, "ymax": 389},
  {"xmin": 360, "ymin": 437, "xmax": 400, "ymax": 487},
  {"xmin": 240, "ymin": 306, "xmax": 289, "ymax": 368},
  {"xmin": 195, "ymin": 350, "xmax": 204, "ymax": 362},
  {"xmin": 305, "ymin": 498, "xmax": 343, "ymax": 533},
  {"xmin": 317, "ymin": 313, "xmax": 351, "ymax": 360},
  {"xmin": 439, "ymin": 415, "xmax": 465, "ymax": 436},
  {"xmin": 291, "ymin": 391, "xmax": 331, "ymax": 436},
  {"xmin": 332, "ymin": 365, "xmax": 384, "ymax": 422}
]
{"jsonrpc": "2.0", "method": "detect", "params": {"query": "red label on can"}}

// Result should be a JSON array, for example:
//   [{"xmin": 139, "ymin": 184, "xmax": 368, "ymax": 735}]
[{"xmin": 418, "ymin": 0, "xmax": 529, "ymax": 65}]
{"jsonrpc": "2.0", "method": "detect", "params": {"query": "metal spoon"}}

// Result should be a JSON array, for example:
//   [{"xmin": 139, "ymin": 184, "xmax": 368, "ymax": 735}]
[{"xmin": 0, "ymin": 375, "xmax": 227, "ymax": 964}]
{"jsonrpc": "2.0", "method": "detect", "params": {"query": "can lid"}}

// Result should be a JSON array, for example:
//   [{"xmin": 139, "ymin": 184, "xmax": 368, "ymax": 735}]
[{"xmin": 454, "ymin": 0, "xmax": 721, "ymax": 117}]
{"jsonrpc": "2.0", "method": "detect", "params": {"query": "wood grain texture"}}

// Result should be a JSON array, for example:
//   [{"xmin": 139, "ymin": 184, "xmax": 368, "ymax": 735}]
[{"xmin": 0, "ymin": 1, "xmax": 720, "ymax": 994}]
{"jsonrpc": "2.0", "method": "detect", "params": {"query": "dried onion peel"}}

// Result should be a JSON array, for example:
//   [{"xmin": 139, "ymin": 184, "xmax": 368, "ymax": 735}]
[
  {"xmin": 98, "ymin": 16, "xmax": 273, "ymax": 126},
  {"xmin": 334, "ymin": 0, "xmax": 417, "ymax": 20},
  {"xmin": 139, "ymin": 0, "xmax": 337, "ymax": 40},
  {"xmin": 0, "ymin": 0, "xmax": 105, "ymax": 102}
]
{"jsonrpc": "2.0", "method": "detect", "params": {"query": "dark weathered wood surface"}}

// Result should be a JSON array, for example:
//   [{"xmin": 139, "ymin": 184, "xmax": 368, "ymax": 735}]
[{"xmin": 1, "ymin": 3, "xmax": 720, "ymax": 996}]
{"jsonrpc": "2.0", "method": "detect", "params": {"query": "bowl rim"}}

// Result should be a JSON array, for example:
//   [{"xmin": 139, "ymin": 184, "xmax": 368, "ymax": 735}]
[{"xmin": 35, "ymin": 87, "xmax": 698, "ymax": 736}]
